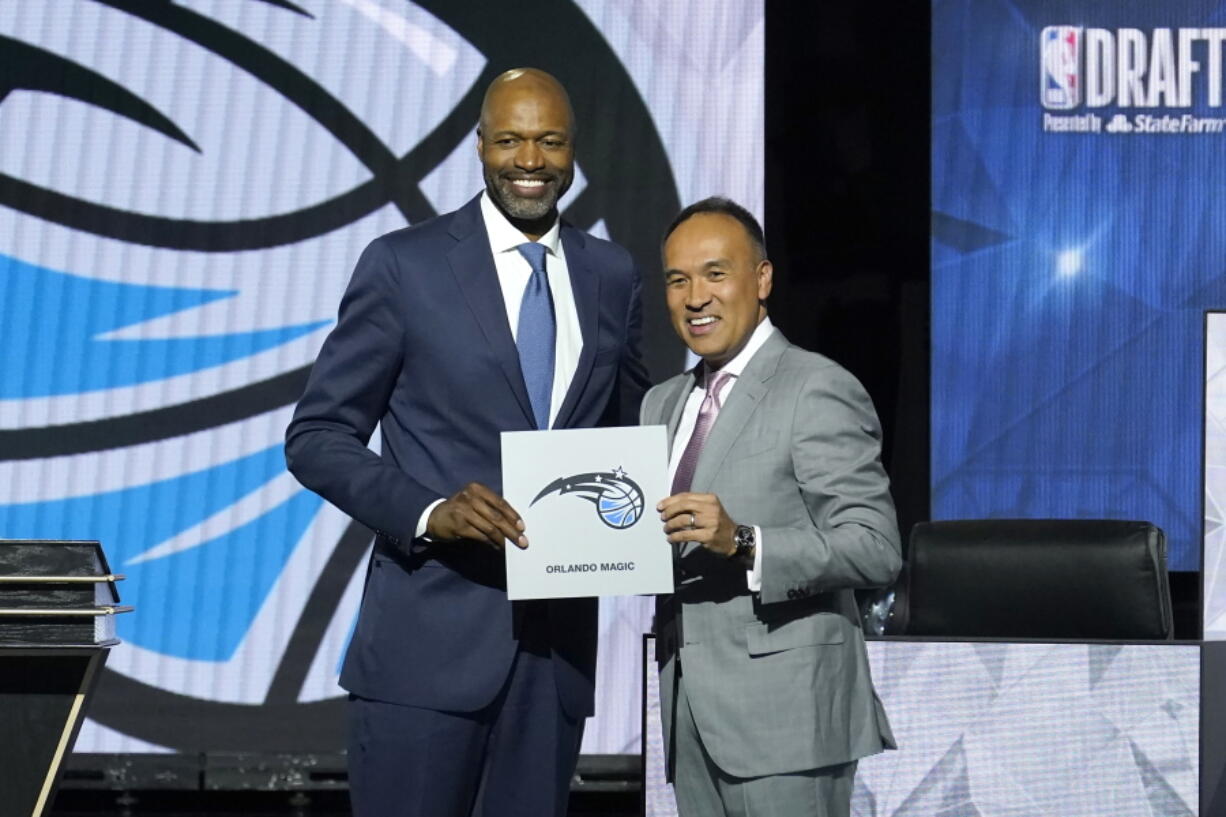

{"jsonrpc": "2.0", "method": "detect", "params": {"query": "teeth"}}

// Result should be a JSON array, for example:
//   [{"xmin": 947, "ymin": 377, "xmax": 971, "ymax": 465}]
[
  {"xmin": 689, "ymin": 316, "xmax": 717, "ymax": 326},
  {"xmin": 513, "ymin": 179, "xmax": 546, "ymax": 187}
]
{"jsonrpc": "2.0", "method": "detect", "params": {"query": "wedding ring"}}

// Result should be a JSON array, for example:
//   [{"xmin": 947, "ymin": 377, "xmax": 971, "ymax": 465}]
[{"xmin": 689, "ymin": 512, "xmax": 696, "ymax": 529}]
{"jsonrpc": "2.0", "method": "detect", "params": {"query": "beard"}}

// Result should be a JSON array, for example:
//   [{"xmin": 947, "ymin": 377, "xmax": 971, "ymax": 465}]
[{"xmin": 484, "ymin": 168, "xmax": 572, "ymax": 222}]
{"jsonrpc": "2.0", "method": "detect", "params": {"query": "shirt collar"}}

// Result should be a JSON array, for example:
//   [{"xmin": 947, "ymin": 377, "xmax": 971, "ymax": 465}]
[
  {"xmin": 703, "ymin": 316, "xmax": 775, "ymax": 387},
  {"xmin": 480, "ymin": 190, "xmax": 562, "ymax": 256}
]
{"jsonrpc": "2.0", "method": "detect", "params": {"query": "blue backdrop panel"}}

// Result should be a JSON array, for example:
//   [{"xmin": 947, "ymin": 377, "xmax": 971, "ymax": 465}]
[{"xmin": 932, "ymin": 0, "xmax": 1226, "ymax": 570}]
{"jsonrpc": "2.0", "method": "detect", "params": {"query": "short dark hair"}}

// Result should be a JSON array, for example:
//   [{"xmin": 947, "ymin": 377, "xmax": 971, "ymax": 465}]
[{"xmin": 662, "ymin": 196, "xmax": 767, "ymax": 260}]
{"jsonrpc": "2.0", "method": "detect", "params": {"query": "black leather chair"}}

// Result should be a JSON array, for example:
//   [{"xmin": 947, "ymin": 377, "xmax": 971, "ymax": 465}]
[{"xmin": 889, "ymin": 519, "xmax": 1173, "ymax": 639}]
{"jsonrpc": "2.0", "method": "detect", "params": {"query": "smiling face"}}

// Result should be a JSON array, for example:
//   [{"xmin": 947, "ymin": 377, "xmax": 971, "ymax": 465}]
[
  {"xmin": 478, "ymin": 70, "xmax": 575, "ymax": 238},
  {"xmin": 664, "ymin": 212, "xmax": 772, "ymax": 368}
]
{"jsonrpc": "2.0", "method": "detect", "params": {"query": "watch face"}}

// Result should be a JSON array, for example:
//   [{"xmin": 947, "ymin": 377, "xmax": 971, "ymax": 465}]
[{"xmin": 735, "ymin": 525, "xmax": 754, "ymax": 549}]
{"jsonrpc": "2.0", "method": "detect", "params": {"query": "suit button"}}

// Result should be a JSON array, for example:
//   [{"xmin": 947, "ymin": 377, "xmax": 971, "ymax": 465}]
[{"xmin": 787, "ymin": 590, "xmax": 797, "ymax": 600}]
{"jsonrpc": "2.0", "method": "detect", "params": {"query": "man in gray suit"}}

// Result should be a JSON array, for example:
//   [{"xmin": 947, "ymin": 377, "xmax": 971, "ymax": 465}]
[{"xmin": 643, "ymin": 197, "xmax": 902, "ymax": 816}]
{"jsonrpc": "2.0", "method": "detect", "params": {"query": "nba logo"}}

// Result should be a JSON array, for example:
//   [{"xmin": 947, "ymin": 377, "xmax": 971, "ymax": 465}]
[{"xmin": 1041, "ymin": 26, "xmax": 1081, "ymax": 110}]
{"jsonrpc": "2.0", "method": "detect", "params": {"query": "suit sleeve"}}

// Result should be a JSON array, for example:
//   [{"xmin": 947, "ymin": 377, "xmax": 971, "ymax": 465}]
[
  {"xmin": 602, "ymin": 261, "xmax": 650, "ymax": 426},
  {"xmin": 284, "ymin": 237, "xmax": 439, "ymax": 543},
  {"xmin": 757, "ymin": 364, "xmax": 902, "ymax": 605}
]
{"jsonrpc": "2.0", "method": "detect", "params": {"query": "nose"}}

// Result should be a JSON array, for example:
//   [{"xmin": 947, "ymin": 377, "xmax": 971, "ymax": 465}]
[
  {"xmin": 686, "ymin": 281, "xmax": 711, "ymax": 310},
  {"xmin": 515, "ymin": 141, "xmax": 544, "ymax": 172}
]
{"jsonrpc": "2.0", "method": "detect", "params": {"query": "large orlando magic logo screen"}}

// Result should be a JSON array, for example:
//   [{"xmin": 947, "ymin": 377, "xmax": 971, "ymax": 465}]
[
  {"xmin": 933, "ymin": 0, "xmax": 1226, "ymax": 571},
  {"xmin": 0, "ymin": 1, "xmax": 763, "ymax": 753}
]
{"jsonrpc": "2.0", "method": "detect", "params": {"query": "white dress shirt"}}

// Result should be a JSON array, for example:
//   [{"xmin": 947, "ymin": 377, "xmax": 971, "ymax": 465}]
[
  {"xmin": 414, "ymin": 193, "xmax": 584, "ymax": 537},
  {"xmin": 668, "ymin": 317, "xmax": 775, "ymax": 591},
  {"xmin": 479, "ymin": 191, "xmax": 583, "ymax": 421}
]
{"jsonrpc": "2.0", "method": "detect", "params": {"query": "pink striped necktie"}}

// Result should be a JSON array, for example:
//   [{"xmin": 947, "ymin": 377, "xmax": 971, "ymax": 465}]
[{"xmin": 671, "ymin": 370, "xmax": 732, "ymax": 494}]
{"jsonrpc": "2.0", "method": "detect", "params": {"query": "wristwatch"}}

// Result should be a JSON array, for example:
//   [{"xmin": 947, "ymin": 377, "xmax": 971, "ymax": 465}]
[{"xmin": 730, "ymin": 524, "xmax": 756, "ymax": 565}]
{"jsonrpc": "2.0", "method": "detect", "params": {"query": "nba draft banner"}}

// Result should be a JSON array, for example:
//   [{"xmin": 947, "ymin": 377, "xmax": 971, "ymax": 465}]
[
  {"xmin": 0, "ymin": 1, "xmax": 763, "ymax": 754},
  {"xmin": 933, "ymin": 0, "xmax": 1226, "ymax": 572}
]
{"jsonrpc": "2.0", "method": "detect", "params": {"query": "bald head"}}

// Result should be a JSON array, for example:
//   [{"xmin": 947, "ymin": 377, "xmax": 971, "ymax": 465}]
[
  {"xmin": 479, "ymin": 68, "xmax": 575, "ymax": 137},
  {"xmin": 477, "ymin": 68, "xmax": 576, "ymax": 238}
]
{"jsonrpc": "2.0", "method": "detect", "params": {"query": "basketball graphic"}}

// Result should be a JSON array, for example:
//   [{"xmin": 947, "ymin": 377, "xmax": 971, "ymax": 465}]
[
  {"xmin": 531, "ymin": 468, "xmax": 645, "ymax": 530},
  {"xmin": 597, "ymin": 482, "xmax": 645, "ymax": 529}
]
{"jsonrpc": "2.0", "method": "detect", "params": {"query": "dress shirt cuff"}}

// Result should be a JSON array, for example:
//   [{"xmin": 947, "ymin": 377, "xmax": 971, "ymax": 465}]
[
  {"xmin": 415, "ymin": 498, "xmax": 445, "ymax": 540},
  {"xmin": 747, "ymin": 525, "xmax": 763, "ymax": 592}
]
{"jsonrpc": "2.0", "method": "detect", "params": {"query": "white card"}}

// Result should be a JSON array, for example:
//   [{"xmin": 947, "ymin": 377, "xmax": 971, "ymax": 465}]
[{"xmin": 501, "ymin": 425, "xmax": 673, "ymax": 600}]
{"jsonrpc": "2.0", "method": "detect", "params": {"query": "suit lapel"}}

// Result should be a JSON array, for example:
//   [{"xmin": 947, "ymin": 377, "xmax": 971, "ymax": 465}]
[
  {"xmin": 690, "ymin": 330, "xmax": 787, "ymax": 492},
  {"xmin": 446, "ymin": 196, "xmax": 535, "ymax": 427},
  {"xmin": 662, "ymin": 368, "xmax": 698, "ymax": 459},
  {"xmin": 553, "ymin": 227, "xmax": 600, "ymax": 429}
]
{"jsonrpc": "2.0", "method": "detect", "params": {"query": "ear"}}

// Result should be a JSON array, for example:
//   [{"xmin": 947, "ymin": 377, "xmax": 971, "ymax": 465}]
[
  {"xmin": 756, "ymin": 259, "xmax": 774, "ymax": 301},
  {"xmin": 475, "ymin": 127, "xmax": 484, "ymax": 157}
]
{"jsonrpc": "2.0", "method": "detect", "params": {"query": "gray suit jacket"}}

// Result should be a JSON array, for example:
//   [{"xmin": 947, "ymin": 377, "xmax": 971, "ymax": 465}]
[{"xmin": 642, "ymin": 328, "xmax": 901, "ymax": 778}]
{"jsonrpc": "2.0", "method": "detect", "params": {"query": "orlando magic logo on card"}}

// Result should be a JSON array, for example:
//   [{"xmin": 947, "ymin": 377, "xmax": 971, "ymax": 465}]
[
  {"xmin": 501, "ymin": 425, "xmax": 673, "ymax": 600},
  {"xmin": 1041, "ymin": 26, "xmax": 1082, "ymax": 110},
  {"xmin": 530, "ymin": 467, "xmax": 645, "ymax": 529}
]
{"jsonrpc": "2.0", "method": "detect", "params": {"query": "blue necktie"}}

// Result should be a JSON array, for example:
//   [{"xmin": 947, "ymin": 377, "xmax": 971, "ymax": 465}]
[{"xmin": 515, "ymin": 242, "xmax": 556, "ymax": 430}]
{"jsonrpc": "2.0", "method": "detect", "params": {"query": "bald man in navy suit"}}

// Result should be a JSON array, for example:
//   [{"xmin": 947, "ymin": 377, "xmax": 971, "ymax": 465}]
[{"xmin": 286, "ymin": 68, "xmax": 648, "ymax": 817}]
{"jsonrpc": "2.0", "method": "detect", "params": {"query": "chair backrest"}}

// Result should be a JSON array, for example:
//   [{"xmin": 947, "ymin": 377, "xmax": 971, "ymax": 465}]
[{"xmin": 890, "ymin": 519, "xmax": 1173, "ymax": 639}]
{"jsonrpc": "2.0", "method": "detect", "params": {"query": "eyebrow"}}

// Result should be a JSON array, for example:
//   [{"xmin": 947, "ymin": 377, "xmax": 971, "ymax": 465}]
[
  {"xmin": 663, "ymin": 259, "xmax": 731, "ymax": 276},
  {"xmin": 487, "ymin": 129, "xmax": 570, "ymax": 139}
]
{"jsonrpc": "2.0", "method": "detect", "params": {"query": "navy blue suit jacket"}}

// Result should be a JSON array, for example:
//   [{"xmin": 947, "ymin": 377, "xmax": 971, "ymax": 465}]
[{"xmin": 285, "ymin": 195, "xmax": 648, "ymax": 718}]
